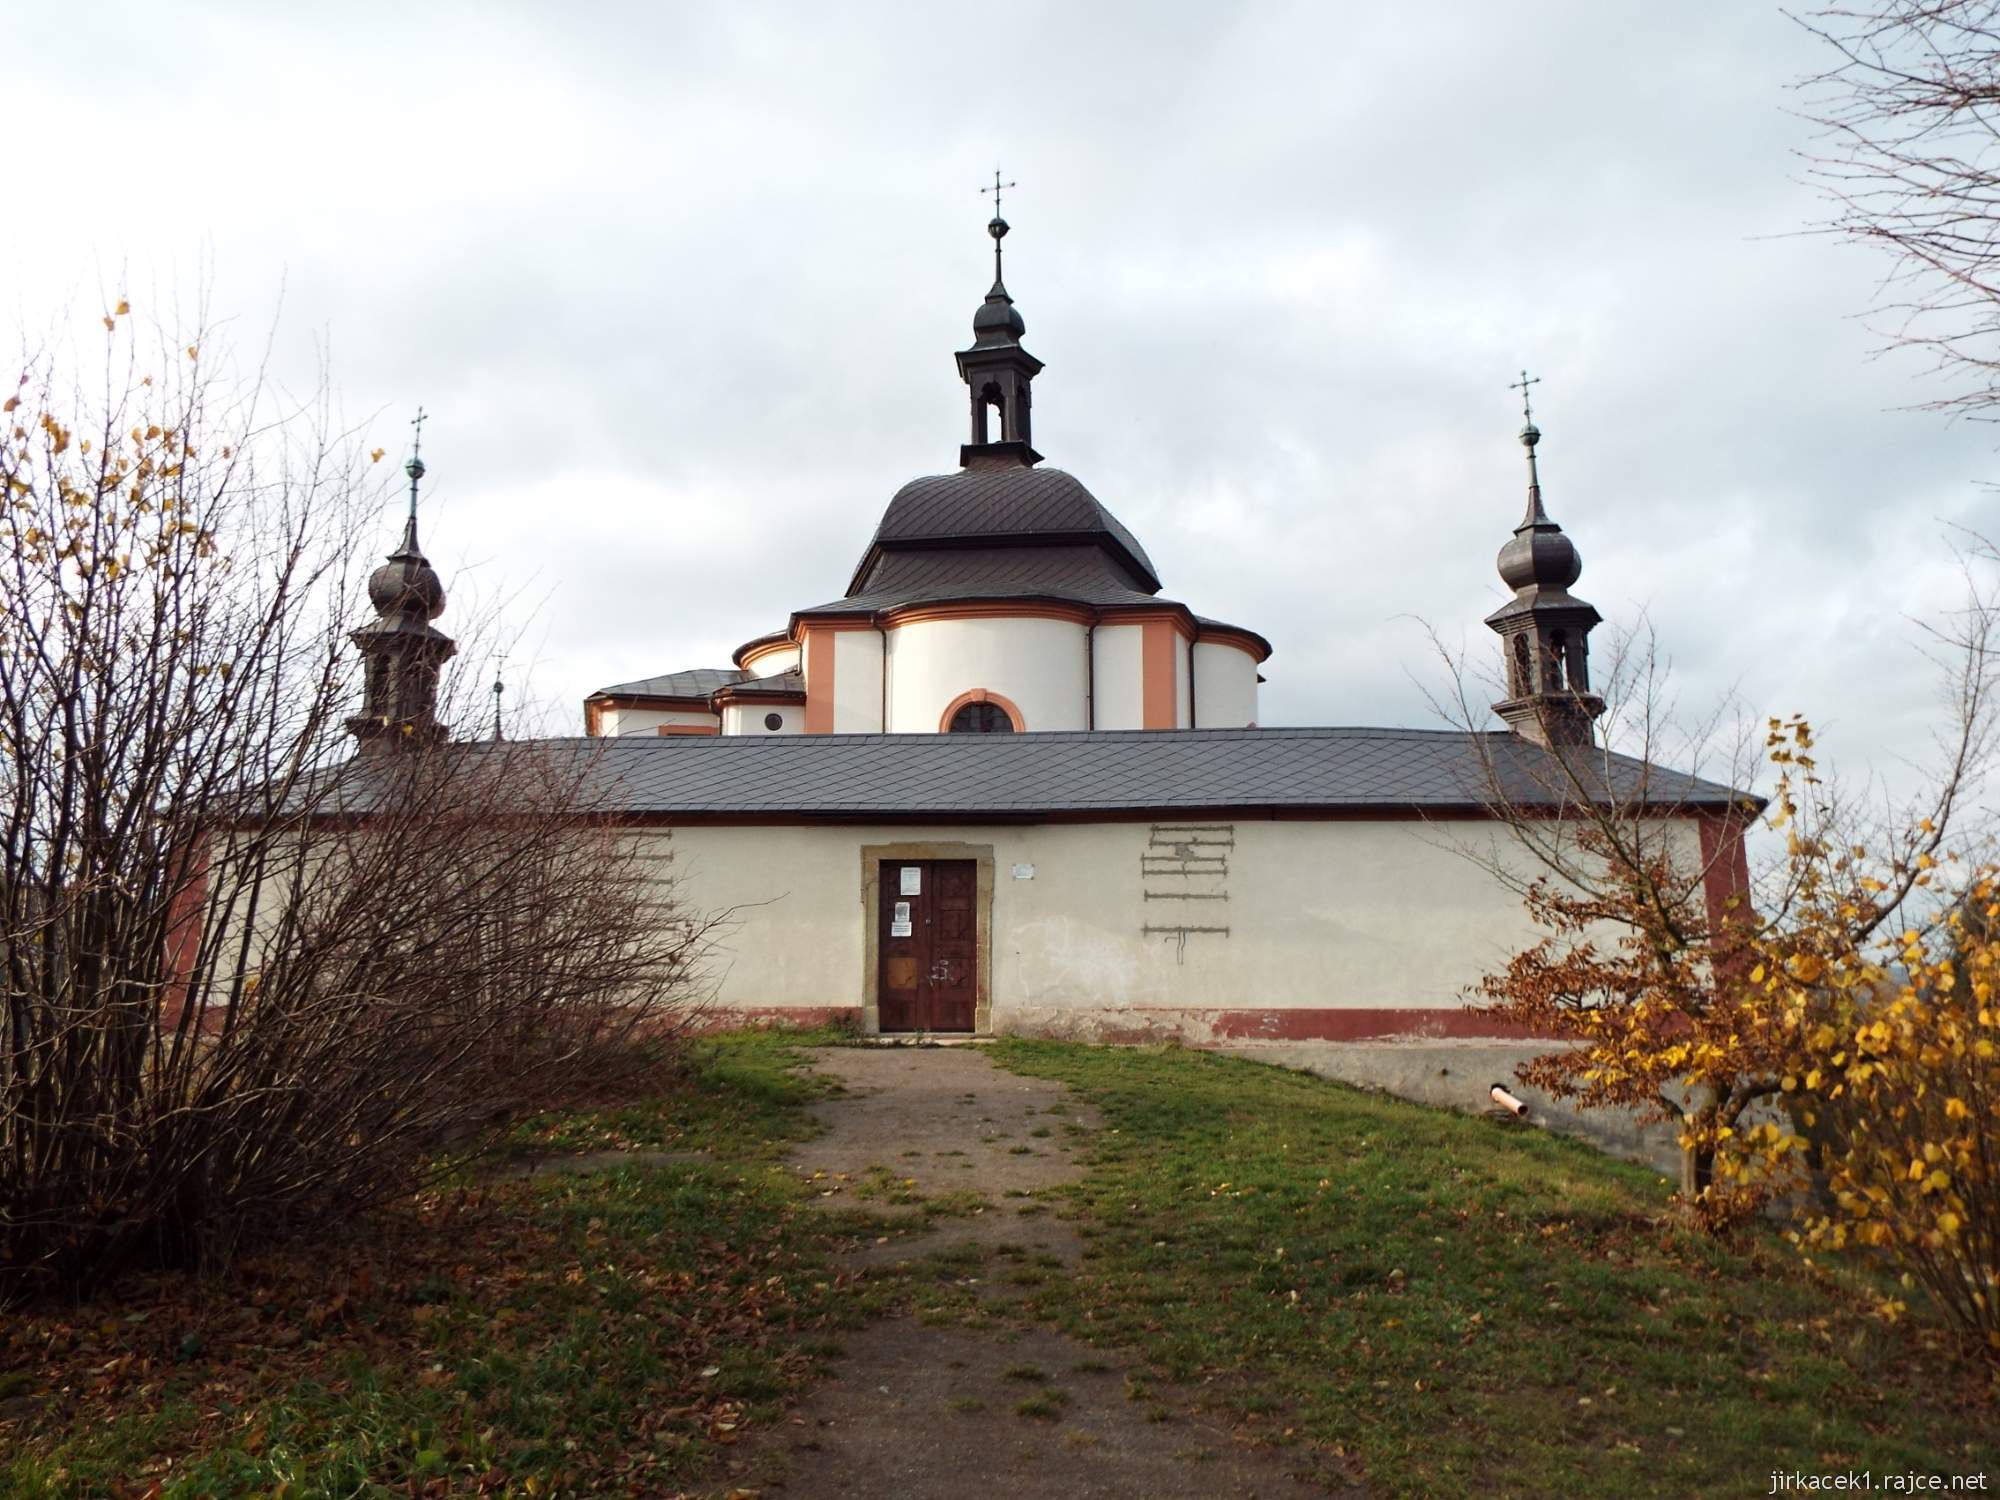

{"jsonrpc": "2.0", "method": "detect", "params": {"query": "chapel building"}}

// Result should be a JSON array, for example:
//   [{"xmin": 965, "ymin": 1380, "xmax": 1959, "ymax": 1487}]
[{"xmin": 343, "ymin": 209, "xmax": 1747, "ymax": 1047}]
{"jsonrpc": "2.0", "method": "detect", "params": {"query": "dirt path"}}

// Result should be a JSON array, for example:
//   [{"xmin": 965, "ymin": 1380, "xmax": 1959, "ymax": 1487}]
[{"xmin": 709, "ymin": 1044, "xmax": 1358, "ymax": 1499}]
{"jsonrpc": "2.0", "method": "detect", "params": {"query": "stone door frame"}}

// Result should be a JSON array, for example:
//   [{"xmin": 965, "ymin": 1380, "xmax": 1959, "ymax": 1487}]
[{"xmin": 859, "ymin": 841, "xmax": 995, "ymax": 1036}]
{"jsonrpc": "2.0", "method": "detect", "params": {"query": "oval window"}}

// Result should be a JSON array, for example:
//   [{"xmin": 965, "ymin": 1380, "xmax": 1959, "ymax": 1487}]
[{"xmin": 764, "ymin": 712, "xmax": 784, "ymax": 731}]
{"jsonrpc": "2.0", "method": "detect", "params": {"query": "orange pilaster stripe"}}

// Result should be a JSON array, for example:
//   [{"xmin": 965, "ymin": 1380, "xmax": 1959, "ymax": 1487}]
[
  {"xmin": 804, "ymin": 629, "xmax": 836, "ymax": 733},
  {"xmin": 1142, "ymin": 619, "xmax": 1178, "ymax": 729}
]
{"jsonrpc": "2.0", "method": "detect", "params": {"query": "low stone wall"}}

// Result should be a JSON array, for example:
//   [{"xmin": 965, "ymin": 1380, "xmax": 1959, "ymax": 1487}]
[
  {"xmin": 994, "ymin": 1004, "xmax": 1542, "ymax": 1046},
  {"xmin": 695, "ymin": 1005, "xmax": 1686, "ymax": 1179},
  {"xmin": 1218, "ymin": 1039, "xmax": 1686, "ymax": 1178}
]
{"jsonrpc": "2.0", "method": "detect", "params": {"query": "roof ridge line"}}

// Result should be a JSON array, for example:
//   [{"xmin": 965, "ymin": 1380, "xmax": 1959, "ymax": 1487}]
[{"xmin": 612, "ymin": 724, "xmax": 1521, "ymax": 744}]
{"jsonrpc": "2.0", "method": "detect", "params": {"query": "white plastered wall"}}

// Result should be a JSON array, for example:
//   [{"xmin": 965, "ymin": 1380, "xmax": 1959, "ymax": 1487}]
[
  {"xmin": 742, "ymin": 645, "xmax": 801, "ymax": 678},
  {"xmin": 832, "ymin": 631, "xmax": 886, "ymax": 733},
  {"xmin": 720, "ymin": 701, "xmax": 803, "ymax": 735},
  {"xmin": 1092, "ymin": 624, "xmax": 1144, "ymax": 729},
  {"xmin": 1193, "ymin": 642, "xmax": 1259, "ymax": 728},
  {"xmin": 641, "ymin": 816, "xmax": 1705, "ymax": 1033},
  {"xmin": 885, "ymin": 617, "xmax": 1088, "ymax": 732},
  {"xmin": 598, "ymin": 706, "xmax": 719, "ymax": 736}
]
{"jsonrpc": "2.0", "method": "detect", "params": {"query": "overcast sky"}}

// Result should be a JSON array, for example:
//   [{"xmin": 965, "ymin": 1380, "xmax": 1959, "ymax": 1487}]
[{"xmin": 13, "ymin": 1, "xmax": 1999, "ymax": 798}]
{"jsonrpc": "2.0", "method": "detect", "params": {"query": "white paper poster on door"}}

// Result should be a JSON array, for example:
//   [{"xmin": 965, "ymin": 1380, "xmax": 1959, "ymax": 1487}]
[
  {"xmin": 899, "ymin": 866, "xmax": 922, "ymax": 896},
  {"xmin": 890, "ymin": 899, "xmax": 913, "ymax": 938}
]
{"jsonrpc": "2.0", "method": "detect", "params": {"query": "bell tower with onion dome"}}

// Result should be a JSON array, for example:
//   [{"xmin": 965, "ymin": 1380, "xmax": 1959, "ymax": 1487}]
[
  {"xmin": 349, "ymin": 409, "xmax": 457, "ymax": 753},
  {"xmin": 955, "ymin": 171, "xmax": 1044, "ymax": 467},
  {"xmin": 1485, "ymin": 374, "xmax": 1604, "ymax": 750}
]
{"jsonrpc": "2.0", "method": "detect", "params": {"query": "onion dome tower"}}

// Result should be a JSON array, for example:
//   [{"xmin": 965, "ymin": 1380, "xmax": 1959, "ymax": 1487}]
[
  {"xmin": 349, "ymin": 411, "xmax": 456, "ymax": 753},
  {"xmin": 955, "ymin": 175, "xmax": 1043, "ymax": 468},
  {"xmin": 1484, "ymin": 375, "xmax": 1603, "ymax": 749}
]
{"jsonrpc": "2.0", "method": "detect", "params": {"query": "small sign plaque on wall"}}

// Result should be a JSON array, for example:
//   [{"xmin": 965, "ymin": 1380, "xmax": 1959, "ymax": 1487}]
[{"xmin": 899, "ymin": 866, "xmax": 922, "ymax": 895}]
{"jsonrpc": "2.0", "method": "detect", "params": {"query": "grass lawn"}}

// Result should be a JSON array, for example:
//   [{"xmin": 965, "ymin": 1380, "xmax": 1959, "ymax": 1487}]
[
  {"xmin": 0, "ymin": 1030, "xmax": 885, "ymax": 1499},
  {"xmin": 989, "ymin": 1040, "xmax": 1999, "ymax": 1499},
  {"xmin": 5, "ymin": 1032, "xmax": 1994, "ymax": 1498}
]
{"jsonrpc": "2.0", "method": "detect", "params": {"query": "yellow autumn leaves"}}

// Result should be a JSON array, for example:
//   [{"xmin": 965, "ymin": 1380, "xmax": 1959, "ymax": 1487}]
[
  {"xmin": 1481, "ymin": 709, "xmax": 1997, "ymax": 1355},
  {"xmin": 1755, "ymin": 876, "xmax": 1998, "ymax": 1349},
  {"xmin": 2, "ymin": 344, "xmax": 230, "ymax": 579}
]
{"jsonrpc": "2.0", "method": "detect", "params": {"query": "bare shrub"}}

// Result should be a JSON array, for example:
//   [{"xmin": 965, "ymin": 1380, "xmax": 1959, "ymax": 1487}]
[
  {"xmin": 0, "ymin": 308, "xmax": 711, "ymax": 1301},
  {"xmin": 1797, "ymin": 1, "xmax": 2000, "ymax": 418}
]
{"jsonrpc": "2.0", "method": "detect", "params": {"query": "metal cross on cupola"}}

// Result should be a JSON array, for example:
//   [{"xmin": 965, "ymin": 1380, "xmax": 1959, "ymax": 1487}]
[
  {"xmin": 980, "ymin": 168, "xmax": 1016, "ymax": 217},
  {"xmin": 404, "ymin": 405, "xmax": 429, "ymax": 523},
  {"xmin": 979, "ymin": 168, "xmax": 1018, "ymax": 287},
  {"xmin": 1508, "ymin": 371, "xmax": 1547, "ymax": 521},
  {"xmin": 1508, "ymin": 369, "xmax": 1540, "ymax": 428}
]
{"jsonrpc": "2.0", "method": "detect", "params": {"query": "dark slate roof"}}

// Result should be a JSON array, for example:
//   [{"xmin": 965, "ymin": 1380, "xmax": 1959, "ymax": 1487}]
[
  {"xmin": 847, "ymin": 465, "xmax": 1162, "ymax": 596},
  {"xmin": 474, "ymin": 727, "xmax": 1749, "ymax": 819},
  {"xmin": 717, "ymin": 670, "xmax": 804, "ymax": 698},
  {"xmin": 800, "ymin": 544, "xmax": 1166, "ymax": 615},
  {"xmin": 591, "ymin": 668, "xmax": 743, "ymax": 700},
  {"xmin": 1194, "ymin": 615, "xmax": 1268, "ymax": 641}
]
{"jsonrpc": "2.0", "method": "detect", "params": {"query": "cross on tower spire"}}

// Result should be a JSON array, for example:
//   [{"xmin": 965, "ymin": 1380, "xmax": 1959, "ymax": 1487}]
[
  {"xmin": 980, "ymin": 168, "xmax": 1016, "ymax": 219},
  {"xmin": 1508, "ymin": 369, "xmax": 1540, "ymax": 428},
  {"xmin": 979, "ymin": 168, "xmax": 1018, "ymax": 286},
  {"xmin": 1508, "ymin": 370, "xmax": 1547, "ymax": 525},
  {"xmin": 405, "ymin": 405, "xmax": 429, "ymax": 525}
]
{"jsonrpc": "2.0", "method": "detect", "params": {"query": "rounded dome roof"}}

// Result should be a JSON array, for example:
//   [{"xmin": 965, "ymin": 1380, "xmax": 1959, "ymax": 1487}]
[
  {"xmin": 851, "ymin": 465, "xmax": 1161, "ymax": 597},
  {"xmin": 972, "ymin": 291, "xmax": 1026, "ymax": 344},
  {"xmin": 1496, "ymin": 524, "xmax": 1582, "ymax": 594},
  {"xmin": 369, "ymin": 552, "xmax": 446, "ymax": 620}
]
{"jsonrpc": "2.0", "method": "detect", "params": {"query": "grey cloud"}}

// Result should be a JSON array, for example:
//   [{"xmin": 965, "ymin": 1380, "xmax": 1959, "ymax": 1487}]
[{"xmin": 13, "ymin": 0, "xmax": 1999, "ymax": 800}]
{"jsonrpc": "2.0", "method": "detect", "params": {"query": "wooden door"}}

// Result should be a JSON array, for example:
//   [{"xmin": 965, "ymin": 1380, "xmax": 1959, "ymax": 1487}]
[
  {"xmin": 877, "ymin": 859, "xmax": 978, "ymax": 1033},
  {"xmin": 927, "ymin": 861, "xmax": 978, "ymax": 1032}
]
